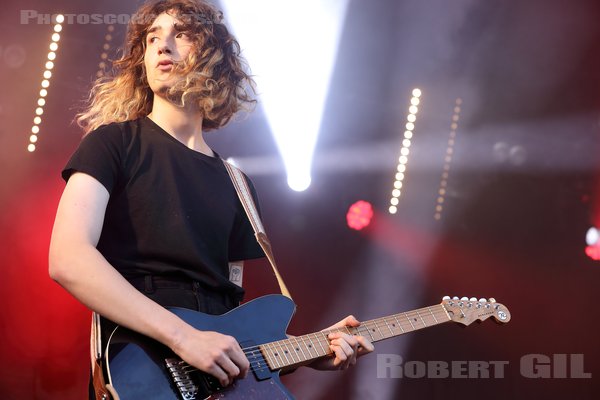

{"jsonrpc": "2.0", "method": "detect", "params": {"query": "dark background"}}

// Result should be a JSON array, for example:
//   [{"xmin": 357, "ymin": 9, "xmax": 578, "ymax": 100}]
[{"xmin": 0, "ymin": 0, "xmax": 598, "ymax": 399}]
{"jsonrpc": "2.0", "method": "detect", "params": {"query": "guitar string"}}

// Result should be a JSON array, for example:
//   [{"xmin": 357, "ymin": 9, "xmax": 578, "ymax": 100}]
[{"xmin": 169, "ymin": 306, "xmax": 447, "ymax": 372}]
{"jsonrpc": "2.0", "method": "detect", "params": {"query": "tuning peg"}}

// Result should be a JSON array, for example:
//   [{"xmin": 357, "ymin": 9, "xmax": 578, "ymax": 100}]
[
  {"xmin": 469, "ymin": 297, "xmax": 477, "ymax": 302},
  {"xmin": 442, "ymin": 296, "xmax": 450, "ymax": 300},
  {"xmin": 460, "ymin": 297, "xmax": 468, "ymax": 301},
  {"xmin": 479, "ymin": 298, "xmax": 487, "ymax": 303},
  {"xmin": 489, "ymin": 298, "xmax": 496, "ymax": 303},
  {"xmin": 452, "ymin": 296, "xmax": 459, "ymax": 300}
]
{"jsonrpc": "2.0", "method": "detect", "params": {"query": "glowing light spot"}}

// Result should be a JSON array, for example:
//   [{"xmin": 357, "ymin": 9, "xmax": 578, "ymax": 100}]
[{"xmin": 346, "ymin": 200, "xmax": 374, "ymax": 231}]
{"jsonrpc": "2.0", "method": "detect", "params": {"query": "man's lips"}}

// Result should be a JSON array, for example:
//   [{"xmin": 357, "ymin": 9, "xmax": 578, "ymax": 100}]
[{"xmin": 157, "ymin": 59, "xmax": 173, "ymax": 71}]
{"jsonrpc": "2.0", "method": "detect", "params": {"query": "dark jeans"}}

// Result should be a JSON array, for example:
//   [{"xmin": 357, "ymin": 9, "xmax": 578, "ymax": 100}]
[{"xmin": 89, "ymin": 275, "xmax": 241, "ymax": 399}]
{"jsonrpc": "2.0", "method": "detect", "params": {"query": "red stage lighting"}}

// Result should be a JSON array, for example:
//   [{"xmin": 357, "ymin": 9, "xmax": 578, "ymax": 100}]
[
  {"xmin": 585, "ymin": 245, "xmax": 600, "ymax": 261},
  {"xmin": 347, "ymin": 200, "xmax": 374, "ymax": 231},
  {"xmin": 585, "ymin": 227, "xmax": 600, "ymax": 261}
]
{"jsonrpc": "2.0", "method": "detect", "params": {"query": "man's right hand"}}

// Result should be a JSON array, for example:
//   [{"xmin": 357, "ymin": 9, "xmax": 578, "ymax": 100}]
[{"xmin": 172, "ymin": 329, "xmax": 249, "ymax": 387}]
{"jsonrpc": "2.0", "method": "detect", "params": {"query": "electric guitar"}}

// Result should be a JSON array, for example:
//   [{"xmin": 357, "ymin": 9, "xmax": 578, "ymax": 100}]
[{"xmin": 104, "ymin": 294, "xmax": 511, "ymax": 399}]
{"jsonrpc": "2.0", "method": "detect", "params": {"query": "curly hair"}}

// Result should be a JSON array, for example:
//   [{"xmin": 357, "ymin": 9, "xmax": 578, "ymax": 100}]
[{"xmin": 76, "ymin": 0, "xmax": 256, "ymax": 133}]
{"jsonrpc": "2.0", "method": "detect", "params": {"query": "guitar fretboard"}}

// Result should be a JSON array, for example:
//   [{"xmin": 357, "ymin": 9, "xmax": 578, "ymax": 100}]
[{"xmin": 259, "ymin": 304, "xmax": 451, "ymax": 370}]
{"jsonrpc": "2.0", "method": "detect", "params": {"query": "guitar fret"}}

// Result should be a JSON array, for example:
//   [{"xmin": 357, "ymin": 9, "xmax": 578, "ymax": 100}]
[
  {"xmin": 393, "ymin": 315, "xmax": 405, "ymax": 334},
  {"xmin": 416, "ymin": 310, "xmax": 427, "ymax": 327},
  {"xmin": 263, "ymin": 343, "xmax": 280, "ymax": 369},
  {"xmin": 382, "ymin": 317, "xmax": 394, "ymax": 338},
  {"xmin": 299, "ymin": 334, "xmax": 316, "ymax": 359},
  {"xmin": 288, "ymin": 340, "xmax": 301, "ymax": 364},
  {"xmin": 271, "ymin": 341, "xmax": 288, "ymax": 368},
  {"xmin": 363, "ymin": 323, "xmax": 376, "ymax": 342},
  {"xmin": 428, "ymin": 306, "xmax": 439, "ymax": 323},
  {"xmin": 292, "ymin": 336, "xmax": 308, "ymax": 362},
  {"xmin": 276, "ymin": 340, "xmax": 292, "ymax": 367},
  {"xmin": 404, "ymin": 312, "xmax": 416, "ymax": 330},
  {"xmin": 306, "ymin": 333, "xmax": 321, "ymax": 357},
  {"xmin": 318, "ymin": 332, "xmax": 329, "ymax": 356},
  {"xmin": 373, "ymin": 320, "xmax": 385, "ymax": 341}
]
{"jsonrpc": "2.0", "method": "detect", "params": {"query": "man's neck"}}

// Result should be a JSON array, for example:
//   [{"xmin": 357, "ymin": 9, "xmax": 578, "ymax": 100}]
[{"xmin": 148, "ymin": 96, "xmax": 214, "ymax": 157}]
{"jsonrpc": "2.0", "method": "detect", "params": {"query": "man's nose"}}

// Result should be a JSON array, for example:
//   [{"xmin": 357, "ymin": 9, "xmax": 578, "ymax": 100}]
[{"xmin": 158, "ymin": 40, "xmax": 172, "ymax": 55}]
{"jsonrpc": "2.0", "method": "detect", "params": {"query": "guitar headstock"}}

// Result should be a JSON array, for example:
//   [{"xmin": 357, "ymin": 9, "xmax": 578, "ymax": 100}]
[{"xmin": 441, "ymin": 296, "xmax": 511, "ymax": 326}]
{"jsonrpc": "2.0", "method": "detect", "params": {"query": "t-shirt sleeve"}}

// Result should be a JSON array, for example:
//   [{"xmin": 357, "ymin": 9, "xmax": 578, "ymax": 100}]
[
  {"xmin": 61, "ymin": 124, "xmax": 124, "ymax": 193},
  {"xmin": 228, "ymin": 175, "xmax": 266, "ymax": 261}
]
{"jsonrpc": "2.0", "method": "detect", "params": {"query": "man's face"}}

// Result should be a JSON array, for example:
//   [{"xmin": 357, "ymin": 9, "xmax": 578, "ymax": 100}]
[{"xmin": 144, "ymin": 12, "xmax": 194, "ymax": 95}]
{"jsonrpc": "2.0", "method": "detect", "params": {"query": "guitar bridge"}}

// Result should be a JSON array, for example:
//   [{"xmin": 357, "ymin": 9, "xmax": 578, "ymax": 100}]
[{"xmin": 165, "ymin": 358, "xmax": 201, "ymax": 400}]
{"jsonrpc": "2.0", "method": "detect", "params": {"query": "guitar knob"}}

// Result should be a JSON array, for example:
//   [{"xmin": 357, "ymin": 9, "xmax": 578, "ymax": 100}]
[
  {"xmin": 489, "ymin": 298, "xmax": 496, "ymax": 303},
  {"xmin": 479, "ymin": 298, "xmax": 487, "ymax": 303},
  {"xmin": 469, "ymin": 297, "xmax": 477, "ymax": 302},
  {"xmin": 452, "ymin": 296, "xmax": 459, "ymax": 300},
  {"xmin": 460, "ymin": 297, "xmax": 468, "ymax": 301}
]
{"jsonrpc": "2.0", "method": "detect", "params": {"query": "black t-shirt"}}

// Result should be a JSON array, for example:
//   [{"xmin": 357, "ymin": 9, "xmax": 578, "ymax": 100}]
[{"xmin": 62, "ymin": 116, "xmax": 264, "ymax": 300}]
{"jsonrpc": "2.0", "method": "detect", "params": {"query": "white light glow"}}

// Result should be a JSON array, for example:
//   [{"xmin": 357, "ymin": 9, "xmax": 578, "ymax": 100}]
[
  {"xmin": 587, "ymin": 227, "xmax": 599, "ymax": 246},
  {"xmin": 221, "ymin": 0, "xmax": 349, "ymax": 192}
]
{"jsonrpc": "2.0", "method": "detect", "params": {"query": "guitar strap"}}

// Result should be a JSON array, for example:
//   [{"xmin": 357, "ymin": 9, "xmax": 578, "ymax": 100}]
[
  {"xmin": 223, "ymin": 159, "xmax": 293, "ymax": 301},
  {"xmin": 91, "ymin": 313, "xmax": 119, "ymax": 400}
]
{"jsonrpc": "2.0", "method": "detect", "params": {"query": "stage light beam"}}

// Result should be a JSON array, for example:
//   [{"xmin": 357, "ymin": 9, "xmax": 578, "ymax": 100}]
[{"xmin": 221, "ymin": 0, "xmax": 349, "ymax": 192}]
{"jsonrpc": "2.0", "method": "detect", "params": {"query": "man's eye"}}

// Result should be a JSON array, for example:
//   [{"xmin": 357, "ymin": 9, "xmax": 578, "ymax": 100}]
[
  {"xmin": 148, "ymin": 36, "xmax": 158, "ymax": 43},
  {"xmin": 176, "ymin": 32, "xmax": 190, "ymax": 39}
]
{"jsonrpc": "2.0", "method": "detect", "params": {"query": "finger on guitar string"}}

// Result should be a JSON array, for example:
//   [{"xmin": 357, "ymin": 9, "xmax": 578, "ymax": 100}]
[
  {"xmin": 355, "ymin": 334, "xmax": 375, "ymax": 356},
  {"xmin": 327, "ymin": 332, "xmax": 359, "ymax": 369}
]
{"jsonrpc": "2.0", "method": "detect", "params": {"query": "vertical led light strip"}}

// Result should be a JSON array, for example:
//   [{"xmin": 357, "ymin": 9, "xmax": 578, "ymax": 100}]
[
  {"xmin": 389, "ymin": 88, "xmax": 422, "ymax": 214},
  {"xmin": 96, "ymin": 24, "xmax": 115, "ymax": 78},
  {"xmin": 434, "ymin": 98, "xmax": 462, "ymax": 220},
  {"xmin": 28, "ymin": 14, "xmax": 64, "ymax": 153}
]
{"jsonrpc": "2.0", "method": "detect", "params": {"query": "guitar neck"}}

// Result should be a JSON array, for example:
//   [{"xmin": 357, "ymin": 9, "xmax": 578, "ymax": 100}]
[{"xmin": 259, "ymin": 304, "xmax": 451, "ymax": 371}]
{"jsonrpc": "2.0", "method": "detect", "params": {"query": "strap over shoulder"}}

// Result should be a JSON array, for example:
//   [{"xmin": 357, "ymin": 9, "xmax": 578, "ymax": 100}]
[{"xmin": 222, "ymin": 159, "xmax": 293, "ymax": 301}]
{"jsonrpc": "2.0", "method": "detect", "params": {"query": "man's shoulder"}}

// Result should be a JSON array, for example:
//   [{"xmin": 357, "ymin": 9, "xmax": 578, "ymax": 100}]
[{"xmin": 85, "ymin": 118, "xmax": 145, "ymax": 145}]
